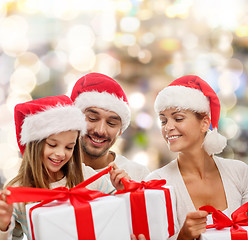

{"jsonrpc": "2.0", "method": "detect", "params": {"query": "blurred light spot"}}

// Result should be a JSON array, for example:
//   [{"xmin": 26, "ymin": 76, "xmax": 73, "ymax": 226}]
[
  {"xmin": 182, "ymin": 34, "xmax": 198, "ymax": 50},
  {"xmin": 236, "ymin": 25, "xmax": 248, "ymax": 37},
  {"xmin": 0, "ymin": 104, "xmax": 12, "ymax": 126},
  {"xmin": 93, "ymin": 53, "xmax": 121, "ymax": 77},
  {"xmin": 218, "ymin": 71, "xmax": 240, "ymax": 95},
  {"xmin": 41, "ymin": 50, "xmax": 68, "ymax": 70},
  {"xmin": 17, "ymin": 0, "xmax": 39, "ymax": 14},
  {"xmin": 36, "ymin": 61, "xmax": 50, "ymax": 85},
  {"xmin": 159, "ymin": 39, "xmax": 180, "ymax": 51},
  {"xmin": 0, "ymin": 143, "xmax": 19, "ymax": 167},
  {"xmin": 140, "ymin": 32, "xmax": 155, "ymax": 46},
  {"xmin": 0, "ymin": 87, "xmax": 5, "ymax": 104},
  {"xmin": 115, "ymin": 0, "xmax": 132, "ymax": 13},
  {"xmin": 10, "ymin": 68, "xmax": 37, "ymax": 94},
  {"xmin": 0, "ymin": 15, "xmax": 29, "ymax": 56},
  {"xmin": 127, "ymin": 44, "xmax": 140, "ymax": 57},
  {"xmin": 6, "ymin": 93, "xmax": 32, "ymax": 113},
  {"xmin": 15, "ymin": 52, "xmax": 40, "ymax": 74},
  {"xmin": 219, "ymin": 91, "xmax": 237, "ymax": 110},
  {"xmin": 67, "ymin": 25, "xmax": 95, "ymax": 49},
  {"xmin": 3, "ymin": 157, "xmax": 21, "ymax": 181},
  {"xmin": 132, "ymin": 151, "xmax": 149, "ymax": 166},
  {"xmin": 129, "ymin": 92, "xmax": 145, "ymax": 110},
  {"xmin": 221, "ymin": 118, "xmax": 239, "ymax": 139},
  {"xmin": 120, "ymin": 17, "xmax": 140, "ymax": 33},
  {"xmin": 69, "ymin": 47, "xmax": 96, "ymax": 71},
  {"xmin": 138, "ymin": 49, "xmax": 152, "ymax": 64},
  {"xmin": 120, "ymin": 34, "xmax": 136, "ymax": 46},
  {"xmin": 136, "ymin": 112, "xmax": 153, "ymax": 129}
]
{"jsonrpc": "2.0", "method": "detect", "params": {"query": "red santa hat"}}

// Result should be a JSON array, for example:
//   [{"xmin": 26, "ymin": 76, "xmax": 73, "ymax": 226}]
[
  {"xmin": 154, "ymin": 75, "xmax": 227, "ymax": 155},
  {"xmin": 70, "ymin": 72, "xmax": 131, "ymax": 132},
  {"xmin": 14, "ymin": 95, "xmax": 87, "ymax": 155}
]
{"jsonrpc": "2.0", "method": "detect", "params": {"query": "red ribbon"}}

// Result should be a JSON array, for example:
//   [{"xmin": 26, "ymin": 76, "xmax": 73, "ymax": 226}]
[
  {"xmin": 200, "ymin": 203, "xmax": 248, "ymax": 240},
  {"xmin": 7, "ymin": 166, "xmax": 112, "ymax": 240},
  {"xmin": 115, "ymin": 178, "xmax": 174, "ymax": 240}
]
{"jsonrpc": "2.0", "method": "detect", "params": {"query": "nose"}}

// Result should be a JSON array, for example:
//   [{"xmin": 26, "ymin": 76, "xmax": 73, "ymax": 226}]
[
  {"xmin": 95, "ymin": 120, "xmax": 107, "ymax": 136},
  {"xmin": 164, "ymin": 119, "xmax": 175, "ymax": 132},
  {"xmin": 55, "ymin": 147, "xmax": 65, "ymax": 159}
]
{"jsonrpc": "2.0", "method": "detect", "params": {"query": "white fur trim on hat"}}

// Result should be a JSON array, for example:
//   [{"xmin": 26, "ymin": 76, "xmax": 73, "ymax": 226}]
[
  {"xmin": 20, "ymin": 105, "xmax": 87, "ymax": 145},
  {"xmin": 74, "ymin": 91, "xmax": 131, "ymax": 132},
  {"xmin": 154, "ymin": 85, "xmax": 211, "ymax": 114}
]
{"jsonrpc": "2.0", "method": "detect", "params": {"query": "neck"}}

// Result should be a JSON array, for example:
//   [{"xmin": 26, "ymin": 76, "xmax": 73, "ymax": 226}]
[
  {"xmin": 83, "ymin": 151, "xmax": 115, "ymax": 170},
  {"xmin": 177, "ymin": 149, "xmax": 214, "ymax": 179}
]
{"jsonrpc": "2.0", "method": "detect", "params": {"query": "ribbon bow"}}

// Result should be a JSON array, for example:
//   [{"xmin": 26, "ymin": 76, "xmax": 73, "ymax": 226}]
[
  {"xmin": 7, "ymin": 166, "xmax": 112, "ymax": 240},
  {"xmin": 115, "ymin": 178, "xmax": 167, "ymax": 194},
  {"xmin": 200, "ymin": 203, "xmax": 248, "ymax": 240}
]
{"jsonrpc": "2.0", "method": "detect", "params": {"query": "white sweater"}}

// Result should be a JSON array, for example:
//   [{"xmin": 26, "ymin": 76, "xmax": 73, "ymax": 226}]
[
  {"xmin": 95, "ymin": 153, "xmax": 150, "ymax": 182},
  {"xmin": 145, "ymin": 156, "xmax": 248, "ymax": 236},
  {"xmin": 0, "ymin": 164, "xmax": 114, "ymax": 240}
]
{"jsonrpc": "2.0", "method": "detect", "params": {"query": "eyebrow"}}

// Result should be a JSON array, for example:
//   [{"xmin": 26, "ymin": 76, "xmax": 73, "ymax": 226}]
[{"xmin": 159, "ymin": 110, "xmax": 186, "ymax": 117}]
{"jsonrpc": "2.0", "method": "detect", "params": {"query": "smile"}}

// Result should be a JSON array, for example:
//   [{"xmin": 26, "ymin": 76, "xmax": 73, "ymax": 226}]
[
  {"xmin": 167, "ymin": 135, "xmax": 181, "ymax": 141},
  {"xmin": 49, "ymin": 157, "xmax": 63, "ymax": 164},
  {"xmin": 91, "ymin": 137, "xmax": 106, "ymax": 143}
]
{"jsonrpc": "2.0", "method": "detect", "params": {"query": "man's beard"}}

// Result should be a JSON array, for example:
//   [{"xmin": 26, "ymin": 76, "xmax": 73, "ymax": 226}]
[{"xmin": 82, "ymin": 142, "xmax": 109, "ymax": 158}]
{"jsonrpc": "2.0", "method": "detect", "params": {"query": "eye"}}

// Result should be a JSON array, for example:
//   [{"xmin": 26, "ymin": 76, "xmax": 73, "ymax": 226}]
[
  {"xmin": 107, "ymin": 121, "xmax": 117, "ymax": 126},
  {"xmin": 87, "ymin": 116, "xmax": 97, "ymax": 121},
  {"xmin": 66, "ymin": 147, "xmax": 73, "ymax": 150},
  {"xmin": 160, "ymin": 118, "xmax": 167, "ymax": 125},
  {"xmin": 47, "ymin": 143, "xmax": 56, "ymax": 148},
  {"xmin": 175, "ymin": 117, "xmax": 184, "ymax": 122}
]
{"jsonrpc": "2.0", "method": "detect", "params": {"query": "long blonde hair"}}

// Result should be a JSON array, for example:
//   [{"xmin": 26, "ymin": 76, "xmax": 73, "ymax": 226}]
[{"xmin": 7, "ymin": 134, "xmax": 84, "ymax": 189}]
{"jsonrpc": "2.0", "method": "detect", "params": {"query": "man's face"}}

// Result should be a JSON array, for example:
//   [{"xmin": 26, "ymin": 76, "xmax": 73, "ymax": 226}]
[{"xmin": 82, "ymin": 107, "xmax": 122, "ymax": 158}]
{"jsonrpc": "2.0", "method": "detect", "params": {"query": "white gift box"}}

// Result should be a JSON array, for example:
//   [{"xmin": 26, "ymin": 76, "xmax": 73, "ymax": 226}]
[
  {"xmin": 26, "ymin": 195, "xmax": 131, "ymax": 240},
  {"xmin": 116, "ymin": 186, "xmax": 179, "ymax": 240},
  {"xmin": 200, "ymin": 226, "xmax": 248, "ymax": 240}
]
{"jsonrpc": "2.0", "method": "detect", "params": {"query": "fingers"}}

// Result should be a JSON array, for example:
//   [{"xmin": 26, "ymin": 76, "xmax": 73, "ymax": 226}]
[
  {"xmin": 179, "ymin": 210, "xmax": 208, "ymax": 239},
  {"xmin": 130, "ymin": 234, "xmax": 146, "ymax": 240},
  {"xmin": 0, "ymin": 190, "xmax": 13, "ymax": 231},
  {"xmin": 0, "ymin": 189, "xmax": 11, "ymax": 202}
]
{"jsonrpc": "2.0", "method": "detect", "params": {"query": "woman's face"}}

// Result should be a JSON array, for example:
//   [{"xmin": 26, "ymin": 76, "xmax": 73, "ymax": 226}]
[
  {"xmin": 43, "ymin": 130, "xmax": 78, "ymax": 181},
  {"xmin": 159, "ymin": 108, "xmax": 209, "ymax": 153}
]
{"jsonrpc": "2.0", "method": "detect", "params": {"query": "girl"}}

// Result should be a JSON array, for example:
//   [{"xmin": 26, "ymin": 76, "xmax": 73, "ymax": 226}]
[
  {"xmin": 0, "ymin": 95, "xmax": 126, "ymax": 240},
  {"xmin": 146, "ymin": 75, "xmax": 248, "ymax": 239}
]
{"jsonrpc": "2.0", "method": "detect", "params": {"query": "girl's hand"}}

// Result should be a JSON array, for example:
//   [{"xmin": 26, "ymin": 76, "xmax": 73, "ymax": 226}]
[
  {"xmin": 108, "ymin": 162, "xmax": 130, "ymax": 190},
  {"xmin": 177, "ymin": 210, "xmax": 208, "ymax": 240},
  {"xmin": 131, "ymin": 234, "xmax": 146, "ymax": 240},
  {"xmin": 0, "ymin": 189, "xmax": 13, "ymax": 232}
]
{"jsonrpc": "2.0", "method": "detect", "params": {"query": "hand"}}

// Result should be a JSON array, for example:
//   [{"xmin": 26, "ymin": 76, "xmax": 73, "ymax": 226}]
[
  {"xmin": 131, "ymin": 234, "xmax": 146, "ymax": 240},
  {"xmin": 108, "ymin": 162, "xmax": 131, "ymax": 190},
  {"xmin": 0, "ymin": 189, "xmax": 13, "ymax": 232},
  {"xmin": 177, "ymin": 210, "xmax": 208, "ymax": 240}
]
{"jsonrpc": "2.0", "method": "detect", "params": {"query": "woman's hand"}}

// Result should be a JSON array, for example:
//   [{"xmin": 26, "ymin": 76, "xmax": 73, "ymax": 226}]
[
  {"xmin": 108, "ymin": 162, "xmax": 131, "ymax": 190},
  {"xmin": 0, "ymin": 189, "xmax": 13, "ymax": 232},
  {"xmin": 131, "ymin": 234, "xmax": 146, "ymax": 240},
  {"xmin": 177, "ymin": 210, "xmax": 208, "ymax": 240}
]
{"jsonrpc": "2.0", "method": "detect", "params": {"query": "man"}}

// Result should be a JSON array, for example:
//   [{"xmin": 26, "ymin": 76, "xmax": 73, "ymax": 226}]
[{"xmin": 70, "ymin": 72, "xmax": 150, "ymax": 182}]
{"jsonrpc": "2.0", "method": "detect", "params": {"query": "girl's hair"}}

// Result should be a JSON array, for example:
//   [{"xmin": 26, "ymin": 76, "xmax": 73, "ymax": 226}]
[{"xmin": 7, "ymin": 132, "xmax": 84, "ymax": 189}]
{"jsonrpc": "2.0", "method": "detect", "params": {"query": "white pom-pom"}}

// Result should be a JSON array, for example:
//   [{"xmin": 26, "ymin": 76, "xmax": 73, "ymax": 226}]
[{"xmin": 203, "ymin": 128, "xmax": 227, "ymax": 155}]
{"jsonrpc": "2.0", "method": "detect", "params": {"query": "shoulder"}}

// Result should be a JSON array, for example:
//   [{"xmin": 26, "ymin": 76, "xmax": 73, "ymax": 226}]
[
  {"xmin": 82, "ymin": 163, "xmax": 98, "ymax": 179},
  {"xmin": 145, "ymin": 159, "xmax": 178, "ymax": 181},
  {"xmin": 215, "ymin": 156, "xmax": 248, "ymax": 171}
]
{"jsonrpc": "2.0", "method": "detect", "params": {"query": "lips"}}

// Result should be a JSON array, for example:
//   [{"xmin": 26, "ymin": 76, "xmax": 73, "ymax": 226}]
[
  {"xmin": 88, "ymin": 135, "xmax": 108, "ymax": 146},
  {"xmin": 167, "ymin": 135, "xmax": 181, "ymax": 142},
  {"xmin": 48, "ymin": 157, "xmax": 63, "ymax": 165}
]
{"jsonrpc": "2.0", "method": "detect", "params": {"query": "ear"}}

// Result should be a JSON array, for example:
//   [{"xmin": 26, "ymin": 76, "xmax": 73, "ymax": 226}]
[
  {"xmin": 118, "ymin": 129, "xmax": 122, "ymax": 137},
  {"xmin": 201, "ymin": 115, "xmax": 211, "ymax": 133}
]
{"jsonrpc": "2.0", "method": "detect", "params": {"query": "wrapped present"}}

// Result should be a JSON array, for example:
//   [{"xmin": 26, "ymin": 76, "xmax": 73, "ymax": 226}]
[
  {"xmin": 7, "ymin": 167, "xmax": 131, "ymax": 240},
  {"xmin": 199, "ymin": 203, "xmax": 248, "ymax": 240},
  {"xmin": 115, "ymin": 178, "xmax": 179, "ymax": 240}
]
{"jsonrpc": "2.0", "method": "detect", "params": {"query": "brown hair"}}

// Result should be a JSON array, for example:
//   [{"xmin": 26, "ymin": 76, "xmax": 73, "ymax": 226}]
[{"xmin": 7, "ymin": 133, "xmax": 84, "ymax": 189}]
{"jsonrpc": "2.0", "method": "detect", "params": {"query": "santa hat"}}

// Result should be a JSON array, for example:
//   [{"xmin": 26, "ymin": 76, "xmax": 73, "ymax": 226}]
[
  {"xmin": 14, "ymin": 95, "xmax": 87, "ymax": 155},
  {"xmin": 70, "ymin": 72, "xmax": 131, "ymax": 132},
  {"xmin": 154, "ymin": 75, "xmax": 227, "ymax": 155}
]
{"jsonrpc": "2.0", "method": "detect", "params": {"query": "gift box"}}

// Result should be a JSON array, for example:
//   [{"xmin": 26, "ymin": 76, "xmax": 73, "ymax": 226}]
[
  {"xmin": 7, "ymin": 167, "xmax": 131, "ymax": 240},
  {"xmin": 26, "ymin": 196, "xmax": 131, "ymax": 240},
  {"xmin": 115, "ymin": 179, "xmax": 179, "ymax": 240},
  {"xmin": 199, "ymin": 203, "xmax": 248, "ymax": 240},
  {"xmin": 200, "ymin": 226, "xmax": 248, "ymax": 240}
]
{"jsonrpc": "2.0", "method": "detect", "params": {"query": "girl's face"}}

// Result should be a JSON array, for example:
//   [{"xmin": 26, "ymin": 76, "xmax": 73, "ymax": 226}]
[
  {"xmin": 159, "ymin": 108, "xmax": 209, "ymax": 153},
  {"xmin": 43, "ymin": 130, "xmax": 78, "ymax": 181}
]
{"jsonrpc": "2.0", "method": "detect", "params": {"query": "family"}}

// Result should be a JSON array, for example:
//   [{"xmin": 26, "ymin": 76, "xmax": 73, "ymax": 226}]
[{"xmin": 0, "ymin": 73, "xmax": 248, "ymax": 240}]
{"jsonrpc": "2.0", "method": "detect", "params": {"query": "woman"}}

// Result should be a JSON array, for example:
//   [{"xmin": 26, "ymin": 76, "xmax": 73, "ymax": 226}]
[{"xmin": 146, "ymin": 75, "xmax": 248, "ymax": 239}]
